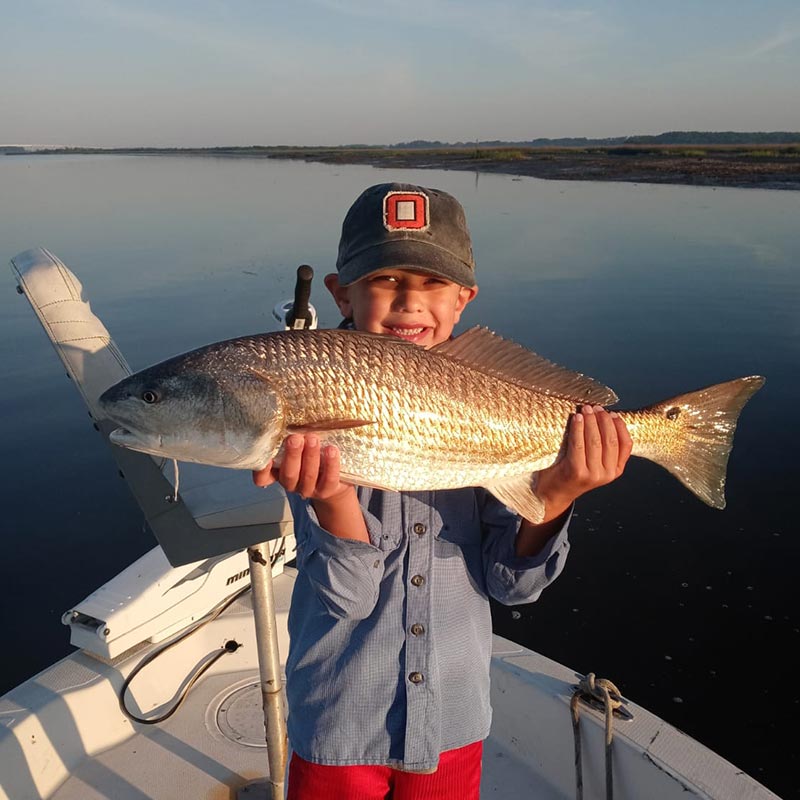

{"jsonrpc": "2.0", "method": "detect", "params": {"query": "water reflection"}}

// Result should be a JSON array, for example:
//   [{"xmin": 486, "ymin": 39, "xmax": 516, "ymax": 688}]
[{"xmin": 0, "ymin": 155, "xmax": 797, "ymax": 797}]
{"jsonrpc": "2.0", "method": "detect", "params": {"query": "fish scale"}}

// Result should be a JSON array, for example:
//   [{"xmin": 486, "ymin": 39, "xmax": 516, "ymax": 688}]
[
  {"xmin": 263, "ymin": 331, "xmax": 565, "ymax": 485},
  {"xmin": 100, "ymin": 326, "xmax": 765, "ymax": 522}
]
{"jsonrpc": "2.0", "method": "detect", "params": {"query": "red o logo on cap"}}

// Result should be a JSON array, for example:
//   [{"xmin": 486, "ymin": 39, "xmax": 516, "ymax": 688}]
[{"xmin": 383, "ymin": 192, "xmax": 429, "ymax": 231}]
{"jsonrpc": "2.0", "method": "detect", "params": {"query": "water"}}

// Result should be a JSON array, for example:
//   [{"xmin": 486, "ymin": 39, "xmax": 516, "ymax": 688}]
[{"xmin": 1, "ymin": 155, "xmax": 797, "ymax": 797}]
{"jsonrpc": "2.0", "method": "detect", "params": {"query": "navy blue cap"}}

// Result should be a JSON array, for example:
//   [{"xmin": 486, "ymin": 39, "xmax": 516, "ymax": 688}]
[{"xmin": 336, "ymin": 183, "xmax": 476, "ymax": 287}]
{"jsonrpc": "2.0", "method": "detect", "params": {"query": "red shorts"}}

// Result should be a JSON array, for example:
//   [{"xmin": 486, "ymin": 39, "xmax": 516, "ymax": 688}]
[{"xmin": 287, "ymin": 740, "xmax": 483, "ymax": 800}]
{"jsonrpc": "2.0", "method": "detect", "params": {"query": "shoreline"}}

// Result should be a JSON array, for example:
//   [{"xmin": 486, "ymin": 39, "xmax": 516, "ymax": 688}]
[
  {"xmin": 267, "ymin": 146, "xmax": 800, "ymax": 191},
  {"xmin": 7, "ymin": 145, "xmax": 800, "ymax": 190}
]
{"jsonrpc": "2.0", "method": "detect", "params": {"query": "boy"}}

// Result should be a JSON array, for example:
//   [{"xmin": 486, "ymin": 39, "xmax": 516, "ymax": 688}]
[{"xmin": 253, "ymin": 182, "xmax": 631, "ymax": 799}]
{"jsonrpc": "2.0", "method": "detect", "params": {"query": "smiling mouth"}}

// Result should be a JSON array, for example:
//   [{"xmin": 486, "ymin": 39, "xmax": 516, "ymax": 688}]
[{"xmin": 387, "ymin": 326, "xmax": 429, "ymax": 339}]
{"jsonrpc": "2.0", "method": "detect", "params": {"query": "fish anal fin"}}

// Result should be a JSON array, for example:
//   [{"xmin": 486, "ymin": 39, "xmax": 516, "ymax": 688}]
[
  {"xmin": 435, "ymin": 326, "xmax": 618, "ymax": 406},
  {"xmin": 338, "ymin": 471, "xmax": 397, "ymax": 491},
  {"xmin": 288, "ymin": 419, "xmax": 376, "ymax": 433},
  {"xmin": 485, "ymin": 474, "xmax": 545, "ymax": 524}
]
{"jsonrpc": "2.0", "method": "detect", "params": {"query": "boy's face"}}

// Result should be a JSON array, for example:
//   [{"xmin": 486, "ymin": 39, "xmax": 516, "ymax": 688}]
[{"xmin": 325, "ymin": 269, "xmax": 478, "ymax": 348}]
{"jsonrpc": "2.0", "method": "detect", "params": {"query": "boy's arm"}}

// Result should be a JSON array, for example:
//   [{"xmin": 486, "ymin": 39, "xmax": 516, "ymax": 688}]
[
  {"xmin": 252, "ymin": 434, "xmax": 369, "ymax": 543},
  {"xmin": 514, "ymin": 405, "xmax": 632, "ymax": 558},
  {"xmin": 254, "ymin": 435, "xmax": 383, "ymax": 621}
]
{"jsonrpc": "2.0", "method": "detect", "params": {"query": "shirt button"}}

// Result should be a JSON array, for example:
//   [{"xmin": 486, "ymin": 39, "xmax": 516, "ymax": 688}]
[
  {"xmin": 410, "ymin": 574, "xmax": 425, "ymax": 587},
  {"xmin": 412, "ymin": 523, "xmax": 427, "ymax": 535},
  {"xmin": 410, "ymin": 623, "xmax": 425, "ymax": 636},
  {"xmin": 408, "ymin": 672, "xmax": 424, "ymax": 684}
]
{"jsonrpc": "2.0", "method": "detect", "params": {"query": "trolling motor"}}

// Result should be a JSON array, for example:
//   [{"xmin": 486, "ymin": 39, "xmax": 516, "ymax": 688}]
[{"xmin": 272, "ymin": 264, "xmax": 317, "ymax": 331}]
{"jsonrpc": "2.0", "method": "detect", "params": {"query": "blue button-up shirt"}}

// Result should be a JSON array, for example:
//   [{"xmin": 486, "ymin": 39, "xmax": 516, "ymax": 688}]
[{"xmin": 285, "ymin": 486, "xmax": 570, "ymax": 772}]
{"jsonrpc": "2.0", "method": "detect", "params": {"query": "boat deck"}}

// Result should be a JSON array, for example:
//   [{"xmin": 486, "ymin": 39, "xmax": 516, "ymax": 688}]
[
  {"xmin": 46, "ymin": 669, "xmax": 558, "ymax": 800},
  {"xmin": 1, "ymin": 570, "xmax": 779, "ymax": 800}
]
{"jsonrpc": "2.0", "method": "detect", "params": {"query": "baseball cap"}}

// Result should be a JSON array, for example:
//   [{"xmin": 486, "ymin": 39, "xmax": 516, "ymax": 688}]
[{"xmin": 335, "ymin": 182, "xmax": 477, "ymax": 287}]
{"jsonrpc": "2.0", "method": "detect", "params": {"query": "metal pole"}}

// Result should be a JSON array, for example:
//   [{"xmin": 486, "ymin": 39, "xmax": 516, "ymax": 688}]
[
  {"xmin": 247, "ymin": 540, "xmax": 288, "ymax": 800},
  {"xmin": 240, "ymin": 264, "xmax": 313, "ymax": 799}
]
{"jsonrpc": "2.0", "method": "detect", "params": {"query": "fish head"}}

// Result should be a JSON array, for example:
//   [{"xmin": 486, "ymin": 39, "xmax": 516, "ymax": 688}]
[{"xmin": 98, "ymin": 356, "xmax": 284, "ymax": 470}]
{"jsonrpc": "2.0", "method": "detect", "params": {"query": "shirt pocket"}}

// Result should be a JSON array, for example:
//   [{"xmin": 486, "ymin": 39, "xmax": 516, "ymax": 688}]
[
  {"xmin": 374, "ymin": 528, "xmax": 402, "ymax": 552},
  {"xmin": 434, "ymin": 489, "xmax": 481, "ymax": 549},
  {"xmin": 359, "ymin": 487, "xmax": 403, "ymax": 552}
]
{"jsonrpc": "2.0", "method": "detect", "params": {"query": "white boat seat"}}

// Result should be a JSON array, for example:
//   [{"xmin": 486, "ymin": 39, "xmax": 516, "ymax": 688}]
[{"xmin": 10, "ymin": 247, "xmax": 293, "ymax": 565}]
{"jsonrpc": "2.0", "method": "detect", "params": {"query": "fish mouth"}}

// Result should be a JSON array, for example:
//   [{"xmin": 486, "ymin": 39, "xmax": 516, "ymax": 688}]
[{"xmin": 108, "ymin": 427, "xmax": 165, "ymax": 455}]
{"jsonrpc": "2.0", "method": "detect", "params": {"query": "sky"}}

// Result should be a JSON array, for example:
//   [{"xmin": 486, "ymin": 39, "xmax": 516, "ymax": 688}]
[{"xmin": 2, "ymin": 0, "xmax": 800, "ymax": 147}]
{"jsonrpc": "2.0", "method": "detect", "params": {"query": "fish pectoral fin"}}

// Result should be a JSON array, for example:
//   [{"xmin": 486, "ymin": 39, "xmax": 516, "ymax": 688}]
[
  {"xmin": 287, "ymin": 419, "xmax": 376, "ymax": 433},
  {"xmin": 484, "ymin": 474, "xmax": 545, "ymax": 524}
]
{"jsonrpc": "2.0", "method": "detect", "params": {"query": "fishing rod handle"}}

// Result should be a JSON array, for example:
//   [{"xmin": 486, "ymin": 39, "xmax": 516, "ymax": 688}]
[{"xmin": 286, "ymin": 264, "xmax": 314, "ymax": 330}]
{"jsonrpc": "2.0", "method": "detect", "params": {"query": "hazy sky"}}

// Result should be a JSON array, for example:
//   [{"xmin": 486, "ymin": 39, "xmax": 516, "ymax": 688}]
[{"xmin": 3, "ymin": 0, "xmax": 799, "ymax": 146}]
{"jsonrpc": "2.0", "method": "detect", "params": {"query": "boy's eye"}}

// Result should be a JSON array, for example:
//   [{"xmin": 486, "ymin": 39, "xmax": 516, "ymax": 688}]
[{"xmin": 372, "ymin": 275, "xmax": 399, "ymax": 284}]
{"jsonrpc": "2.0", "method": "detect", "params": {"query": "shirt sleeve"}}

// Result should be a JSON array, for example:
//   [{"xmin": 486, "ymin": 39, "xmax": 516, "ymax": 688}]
[
  {"xmin": 479, "ymin": 490, "xmax": 572, "ymax": 606},
  {"xmin": 288, "ymin": 493, "xmax": 387, "ymax": 620}
]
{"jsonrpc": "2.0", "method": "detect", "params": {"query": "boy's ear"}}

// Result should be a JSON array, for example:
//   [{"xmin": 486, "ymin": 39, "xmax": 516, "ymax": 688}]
[
  {"xmin": 453, "ymin": 284, "xmax": 479, "ymax": 323},
  {"xmin": 324, "ymin": 273, "xmax": 353, "ymax": 319}
]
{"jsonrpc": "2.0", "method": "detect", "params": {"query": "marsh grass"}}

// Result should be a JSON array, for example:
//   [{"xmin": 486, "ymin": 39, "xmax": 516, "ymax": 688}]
[
  {"xmin": 665, "ymin": 149, "xmax": 707, "ymax": 157},
  {"xmin": 471, "ymin": 148, "xmax": 528, "ymax": 161}
]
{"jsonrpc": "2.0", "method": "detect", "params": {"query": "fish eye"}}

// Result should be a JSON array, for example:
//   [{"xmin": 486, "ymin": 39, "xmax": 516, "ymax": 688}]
[{"xmin": 141, "ymin": 390, "xmax": 160, "ymax": 404}]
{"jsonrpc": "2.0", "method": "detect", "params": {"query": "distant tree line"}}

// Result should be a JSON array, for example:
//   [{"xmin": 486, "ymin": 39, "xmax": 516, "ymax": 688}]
[
  {"xmin": 393, "ymin": 131, "xmax": 800, "ymax": 148},
  {"xmin": 5, "ymin": 131, "xmax": 799, "ymax": 157}
]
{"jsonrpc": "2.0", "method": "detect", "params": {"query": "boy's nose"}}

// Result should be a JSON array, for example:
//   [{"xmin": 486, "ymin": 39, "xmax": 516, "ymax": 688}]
[{"xmin": 393, "ymin": 288, "xmax": 424, "ymax": 312}]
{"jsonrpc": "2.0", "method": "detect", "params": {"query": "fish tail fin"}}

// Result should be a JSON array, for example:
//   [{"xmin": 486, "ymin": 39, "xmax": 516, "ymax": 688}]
[{"xmin": 624, "ymin": 375, "xmax": 764, "ymax": 509}]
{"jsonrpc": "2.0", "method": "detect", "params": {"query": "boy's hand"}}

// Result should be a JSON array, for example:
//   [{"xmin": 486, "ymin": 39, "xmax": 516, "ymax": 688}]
[
  {"xmin": 252, "ymin": 434, "xmax": 369, "ymax": 542},
  {"xmin": 252, "ymin": 434, "xmax": 353, "ymax": 502},
  {"xmin": 515, "ymin": 405, "xmax": 632, "ymax": 557},
  {"xmin": 536, "ymin": 405, "xmax": 633, "ymax": 523}
]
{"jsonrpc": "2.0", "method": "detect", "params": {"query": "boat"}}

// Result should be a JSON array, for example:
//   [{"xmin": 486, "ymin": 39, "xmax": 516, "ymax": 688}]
[{"xmin": 0, "ymin": 248, "xmax": 781, "ymax": 800}]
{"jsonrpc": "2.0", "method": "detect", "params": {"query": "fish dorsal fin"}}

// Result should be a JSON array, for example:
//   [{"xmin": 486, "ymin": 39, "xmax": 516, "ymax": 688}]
[{"xmin": 434, "ymin": 326, "xmax": 618, "ymax": 405}]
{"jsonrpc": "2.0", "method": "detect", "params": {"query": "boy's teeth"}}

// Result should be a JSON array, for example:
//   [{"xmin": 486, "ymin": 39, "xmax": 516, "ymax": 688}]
[{"xmin": 393, "ymin": 327, "xmax": 424, "ymax": 334}]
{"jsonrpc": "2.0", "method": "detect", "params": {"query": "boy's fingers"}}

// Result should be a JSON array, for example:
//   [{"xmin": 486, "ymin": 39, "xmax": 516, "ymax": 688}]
[
  {"xmin": 252, "ymin": 461, "xmax": 275, "ymax": 487},
  {"xmin": 317, "ymin": 445, "xmax": 342, "ymax": 495},
  {"xmin": 581, "ymin": 405, "xmax": 603, "ymax": 476},
  {"xmin": 612, "ymin": 413, "xmax": 633, "ymax": 474},
  {"xmin": 567, "ymin": 410, "xmax": 586, "ymax": 463},
  {"xmin": 297, "ymin": 435, "xmax": 321, "ymax": 498},
  {"xmin": 279, "ymin": 434, "xmax": 304, "ymax": 492},
  {"xmin": 595, "ymin": 408, "xmax": 619, "ymax": 474}
]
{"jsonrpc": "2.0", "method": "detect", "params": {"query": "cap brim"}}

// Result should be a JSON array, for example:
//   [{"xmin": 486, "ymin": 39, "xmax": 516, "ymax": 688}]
[{"xmin": 337, "ymin": 240, "xmax": 476, "ymax": 288}]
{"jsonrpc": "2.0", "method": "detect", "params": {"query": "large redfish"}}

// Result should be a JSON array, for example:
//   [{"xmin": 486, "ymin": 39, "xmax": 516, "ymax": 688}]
[{"xmin": 99, "ymin": 327, "xmax": 764, "ymax": 522}]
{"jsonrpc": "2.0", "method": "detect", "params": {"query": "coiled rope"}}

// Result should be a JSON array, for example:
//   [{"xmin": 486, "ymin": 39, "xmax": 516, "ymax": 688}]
[
  {"xmin": 119, "ymin": 537, "xmax": 287, "ymax": 724},
  {"xmin": 571, "ymin": 673, "xmax": 630, "ymax": 800}
]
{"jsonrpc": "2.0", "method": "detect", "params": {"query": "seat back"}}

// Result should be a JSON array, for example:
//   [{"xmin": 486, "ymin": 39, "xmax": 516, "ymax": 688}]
[{"xmin": 10, "ymin": 247, "xmax": 292, "ymax": 566}]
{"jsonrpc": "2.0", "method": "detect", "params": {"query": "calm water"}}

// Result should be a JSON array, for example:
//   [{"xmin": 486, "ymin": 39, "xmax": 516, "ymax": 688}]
[{"xmin": 1, "ymin": 155, "xmax": 797, "ymax": 797}]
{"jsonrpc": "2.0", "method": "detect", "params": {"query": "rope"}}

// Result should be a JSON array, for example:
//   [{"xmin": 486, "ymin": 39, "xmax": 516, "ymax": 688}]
[
  {"xmin": 118, "ymin": 582, "xmax": 249, "ymax": 724},
  {"xmin": 119, "ymin": 537, "xmax": 288, "ymax": 724},
  {"xmin": 571, "ymin": 673, "xmax": 626, "ymax": 800}
]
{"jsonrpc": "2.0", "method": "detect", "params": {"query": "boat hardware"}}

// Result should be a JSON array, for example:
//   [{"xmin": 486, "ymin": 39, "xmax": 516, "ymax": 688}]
[
  {"xmin": 571, "ymin": 673, "xmax": 632, "ymax": 800},
  {"xmin": 239, "ymin": 265, "xmax": 316, "ymax": 800}
]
